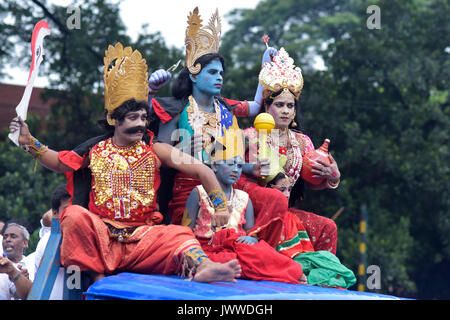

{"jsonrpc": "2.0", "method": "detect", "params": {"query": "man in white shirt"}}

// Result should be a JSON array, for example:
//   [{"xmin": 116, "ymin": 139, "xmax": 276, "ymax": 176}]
[{"xmin": 0, "ymin": 223, "xmax": 33, "ymax": 300}]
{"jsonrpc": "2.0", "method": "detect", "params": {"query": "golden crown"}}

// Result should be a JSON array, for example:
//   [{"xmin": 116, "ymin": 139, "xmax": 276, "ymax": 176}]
[
  {"xmin": 103, "ymin": 42, "xmax": 149, "ymax": 125},
  {"xmin": 185, "ymin": 7, "xmax": 221, "ymax": 74},
  {"xmin": 213, "ymin": 119, "xmax": 244, "ymax": 161},
  {"xmin": 259, "ymin": 47, "xmax": 304, "ymax": 99}
]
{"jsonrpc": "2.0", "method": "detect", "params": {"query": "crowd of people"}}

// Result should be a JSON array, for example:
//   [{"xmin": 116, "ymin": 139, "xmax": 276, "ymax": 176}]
[{"xmin": 2, "ymin": 7, "xmax": 355, "ymax": 300}]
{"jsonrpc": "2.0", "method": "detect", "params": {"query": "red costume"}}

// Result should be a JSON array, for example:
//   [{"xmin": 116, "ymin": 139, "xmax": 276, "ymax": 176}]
[{"xmin": 58, "ymin": 134, "xmax": 208, "ymax": 275}]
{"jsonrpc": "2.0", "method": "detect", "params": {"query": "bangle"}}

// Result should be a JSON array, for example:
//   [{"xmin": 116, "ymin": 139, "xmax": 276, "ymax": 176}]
[
  {"xmin": 22, "ymin": 134, "xmax": 48, "ymax": 159},
  {"xmin": 327, "ymin": 178, "xmax": 340, "ymax": 189},
  {"xmin": 10, "ymin": 270, "xmax": 21, "ymax": 283},
  {"xmin": 208, "ymin": 189, "xmax": 228, "ymax": 211}
]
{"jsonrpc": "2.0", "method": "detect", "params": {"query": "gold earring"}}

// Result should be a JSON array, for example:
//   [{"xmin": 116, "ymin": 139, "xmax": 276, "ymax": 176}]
[{"xmin": 291, "ymin": 113, "xmax": 297, "ymax": 127}]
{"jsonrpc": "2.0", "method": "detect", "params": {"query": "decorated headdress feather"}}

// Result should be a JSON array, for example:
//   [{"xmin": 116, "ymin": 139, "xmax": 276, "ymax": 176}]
[
  {"xmin": 185, "ymin": 7, "xmax": 222, "ymax": 74},
  {"xmin": 103, "ymin": 42, "xmax": 149, "ymax": 125}
]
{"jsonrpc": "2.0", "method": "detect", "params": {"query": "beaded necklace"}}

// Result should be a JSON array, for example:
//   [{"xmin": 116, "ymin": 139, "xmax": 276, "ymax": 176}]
[{"xmin": 268, "ymin": 129, "xmax": 303, "ymax": 184}]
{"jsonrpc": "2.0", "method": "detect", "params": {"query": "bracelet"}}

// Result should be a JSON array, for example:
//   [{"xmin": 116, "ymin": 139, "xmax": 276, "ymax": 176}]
[
  {"xmin": 22, "ymin": 134, "xmax": 48, "ymax": 159},
  {"xmin": 208, "ymin": 189, "xmax": 228, "ymax": 211},
  {"xmin": 10, "ymin": 270, "xmax": 21, "ymax": 283}
]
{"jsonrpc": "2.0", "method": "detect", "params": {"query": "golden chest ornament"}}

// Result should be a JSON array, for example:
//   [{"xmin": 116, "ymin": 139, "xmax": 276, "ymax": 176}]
[{"xmin": 89, "ymin": 138, "xmax": 156, "ymax": 220}]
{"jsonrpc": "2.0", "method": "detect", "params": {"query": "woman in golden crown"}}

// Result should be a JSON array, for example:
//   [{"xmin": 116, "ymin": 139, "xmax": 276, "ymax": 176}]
[
  {"xmin": 147, "ymin": 7, "xmax": 274, "ymax": 227},
  {"xmin": 237, "ymin": 47, "xmax": 341, "ymax": 254},
  {"xmin": 8, "ymin": 42, "xmax": 243, "ymax": 285}
]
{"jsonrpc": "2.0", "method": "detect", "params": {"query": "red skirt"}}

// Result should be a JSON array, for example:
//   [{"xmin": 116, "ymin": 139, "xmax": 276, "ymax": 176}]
[
  {"xmin": 198, "ymin": 229, "xmax": 303, "ymax": 284},
  {"xmin": 59, "ymin": 205, "xmax": 201, "ymax": 274}
]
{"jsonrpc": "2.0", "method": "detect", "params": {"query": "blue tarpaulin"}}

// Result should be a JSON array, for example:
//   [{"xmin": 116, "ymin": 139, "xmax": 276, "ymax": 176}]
[{"xmin": 84, "ymin": 272, "xmax": 408, "ymax": 300}]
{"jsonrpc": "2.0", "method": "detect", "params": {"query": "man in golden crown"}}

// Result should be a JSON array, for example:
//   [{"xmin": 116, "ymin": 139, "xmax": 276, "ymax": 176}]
[
  {"xmin": 8, "ymin": 42, "xmax": 242, "ymax": 284},
  {"xmin": 146, "ymin": 7, "xmax": 275, "ymax": 228}
]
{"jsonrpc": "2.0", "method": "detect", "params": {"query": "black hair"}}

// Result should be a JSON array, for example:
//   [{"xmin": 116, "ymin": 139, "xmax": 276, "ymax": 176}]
[
  {"xmin": 261, "ymin": 90, "xmax": 304, "ymax": 132},
  {"xmin": 171, "ymin": 53, "xmax": 226, "ymax": 100},
  {"xmin": 266, "ymin": 172, "xmax": 289, "ymax": 188},
  {"xmin": 51, "ymin": 184, "xmax": 71, "ymax": 211},
  {"xmin": 97, "ymin": 98, "xmax": 151, "ymax": 132}
]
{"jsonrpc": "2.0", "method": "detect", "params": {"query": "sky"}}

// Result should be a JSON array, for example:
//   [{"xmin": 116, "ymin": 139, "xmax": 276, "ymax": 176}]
[{"xmin": 3, "ymin": 0, "xmax": 261, "ymax": 87}]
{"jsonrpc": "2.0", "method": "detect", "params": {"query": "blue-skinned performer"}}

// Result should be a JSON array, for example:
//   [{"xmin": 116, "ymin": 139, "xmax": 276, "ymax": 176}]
[
  {"xmin": 182, "ymin": 124, "xmax": 306, "ymax": 284},
  {"xmin": 146, "ymin": 7, "xmax": 275, "ymax": 227}
]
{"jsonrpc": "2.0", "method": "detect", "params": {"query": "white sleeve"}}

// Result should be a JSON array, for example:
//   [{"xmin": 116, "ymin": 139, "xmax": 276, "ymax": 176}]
[{"xmin": 39, "ymin": 219, "xmax": 51, "ymax": 239}]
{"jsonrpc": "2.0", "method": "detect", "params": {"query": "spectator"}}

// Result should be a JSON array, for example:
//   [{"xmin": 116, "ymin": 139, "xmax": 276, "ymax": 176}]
[
  {"xmin": 0, "ymin": 220, "xmax": 4, "ymax": 256},
  {"xmin": 0, "ymin": 223, "xmax": 33, "ymax": 299}
]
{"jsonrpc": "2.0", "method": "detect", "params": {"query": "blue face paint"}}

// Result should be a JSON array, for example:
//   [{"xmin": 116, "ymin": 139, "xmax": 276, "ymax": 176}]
[
  {"xmin": 191, "ymin": 60, "xmax": 224, "ymax": 97},
  {"xmin": 214, "ymin": 156, "xmax": 244, "ymax": 185}
]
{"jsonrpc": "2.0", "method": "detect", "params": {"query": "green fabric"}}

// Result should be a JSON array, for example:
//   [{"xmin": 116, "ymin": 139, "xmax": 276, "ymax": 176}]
[{"xmin": 294, "ymin": 251, "xmax": 357, "ymax": 289}]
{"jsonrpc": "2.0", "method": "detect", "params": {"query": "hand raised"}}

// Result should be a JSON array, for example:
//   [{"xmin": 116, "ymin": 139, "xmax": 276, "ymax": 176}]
[
  {"xmin": 261, "ymin": 47, "xmax": 278, "ymax": 67},
  {"xmin": 149, "ymin": 69, "xmax": 172, "ymax": 92}
]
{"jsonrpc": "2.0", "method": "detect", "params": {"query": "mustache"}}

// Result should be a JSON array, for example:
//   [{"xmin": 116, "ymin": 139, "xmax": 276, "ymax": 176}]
[{"xmin": 124, "ymin": 126, "xmax": 146, "ymax": 134}]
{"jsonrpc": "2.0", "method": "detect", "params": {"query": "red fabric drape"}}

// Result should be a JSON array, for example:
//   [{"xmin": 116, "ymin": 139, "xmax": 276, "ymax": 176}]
[
  {"xmin": 198, "ymin": 229, "xmax": 303, "ymax": 284},
  {"xmin": 234, "ymin": 174, "xmax": 288, "ymax": 247},
  {"xmin": 168, "ymin": 172, "xmax": 200, "ymax": 225}
]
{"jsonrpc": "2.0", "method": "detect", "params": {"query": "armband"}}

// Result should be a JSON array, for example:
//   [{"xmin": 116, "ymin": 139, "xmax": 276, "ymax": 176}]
[{"xmin": 208, "ymin": 189, "xmax": 228, "ymax": 211}]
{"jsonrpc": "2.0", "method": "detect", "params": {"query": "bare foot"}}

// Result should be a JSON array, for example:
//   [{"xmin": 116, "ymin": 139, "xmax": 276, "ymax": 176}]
[
  {"xmin": 193, "ymin": 259, "xmax": 242, "ymax": 283},
  {"xmin": 299, "ymin": 273, "xmax": 308, "ymax": 284}
]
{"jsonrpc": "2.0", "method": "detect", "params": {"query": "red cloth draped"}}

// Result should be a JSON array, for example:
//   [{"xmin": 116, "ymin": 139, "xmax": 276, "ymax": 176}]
[
  {"xmin": 290, "ymin": 208, "xmax": 337, "ymax": 254},
  {"xmin": 198, "ymin": 229, "xmax": 303, "ymax": 284},
  {"xmin": 234, "ymin": 174, "xmax": 288, "ymax": 247},
  {"xmin": 59, "ymin": 205, "xmax": 201, "ymax": 275}
]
